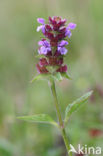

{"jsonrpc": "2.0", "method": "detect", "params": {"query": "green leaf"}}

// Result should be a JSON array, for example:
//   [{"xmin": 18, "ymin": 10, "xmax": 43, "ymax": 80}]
[
  {"xmin": 52, "ymin": 72, "xmax": 63, "ymax": 81},
  {"xmin": 64, "ymin": 91, "xmax": 93, "ymax": 124},
  {"xmin": 31, "ymin": 72, "xmax": 64, "ymax": 83},
  {"xmin": 17, "ymin": 114, "xmax": 58, "ymax": 126},
  {"xmin": 61, "ymin": 72, "xmax": 72, "ymax": 80},
  {"xmin": 31, "ymin": 74, "xmax": 51, "ymax": 83}
]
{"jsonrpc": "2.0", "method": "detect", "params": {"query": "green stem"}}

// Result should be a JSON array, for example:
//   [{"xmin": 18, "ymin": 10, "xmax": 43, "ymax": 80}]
[{"xmin": 50, "ymin": 80, "xmax": 72, "ymax": 156}]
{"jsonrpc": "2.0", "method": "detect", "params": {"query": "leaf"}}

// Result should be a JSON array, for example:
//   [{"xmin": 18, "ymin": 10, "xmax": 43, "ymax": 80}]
[
  {"xmin": 64, "ymin": 91, "xmax": 93, "ymax": 124},
  {"xmin": 52, "ymin": 72, "xmax": 63, "ymax": 81},
  {"xmin": 31, "ymin": 72, "xmax": 64, "ymax": 83},
  {"xmin": 31, "ymin": 74, "xmax": 51, "ymax": 83},
  {"xmin": 61, "ymin": 72, "xmax": 72, "ymax": 80},
  {"xmin": 31, "ymin": 72, "xmax": 71, "ymax": 83},
  {"xmin": 17, "ymin": 114, "xmax": 58, "ymax": 126}
]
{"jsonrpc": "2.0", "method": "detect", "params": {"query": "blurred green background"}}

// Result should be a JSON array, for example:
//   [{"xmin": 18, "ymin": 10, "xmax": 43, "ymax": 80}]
[{"xmin": 0, "ymin": 0, "xmax": 103, "ymax": 155}]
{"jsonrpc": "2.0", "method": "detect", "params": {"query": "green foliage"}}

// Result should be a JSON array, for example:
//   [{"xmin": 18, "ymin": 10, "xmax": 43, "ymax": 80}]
[
  {"xmin": 53, "ymin": 72, "xmax": 63, "ymax": 81},
  {"xmin": 17, "ymin": 114, "xmax": 58, "ymax": 126},
  {"xmin": 64, "ymin": 91, "xmax": 93, "ymax": 125},
  {"xmin": 31, "ymin": 72, "xmax": 71, "ymax": 83},
  {"xmin": 61, "ymin": 72, "xmax": 72, "ymax": 80},
  {"xmin": 31, "ymin": 73, "xmax": 62, "ymax": 83},
  {"xmin": 53, "ymin": 72, "xmax": 72, "ymax": 81},
  {"xmin": 31, "ymin": 74, "xmax": 51, "ymax": 83}
]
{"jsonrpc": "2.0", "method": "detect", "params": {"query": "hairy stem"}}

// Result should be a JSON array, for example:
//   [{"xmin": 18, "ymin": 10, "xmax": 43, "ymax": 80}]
[{"xmin": 50, "ymin": 80, "xmax": 72, "ymax": 156}]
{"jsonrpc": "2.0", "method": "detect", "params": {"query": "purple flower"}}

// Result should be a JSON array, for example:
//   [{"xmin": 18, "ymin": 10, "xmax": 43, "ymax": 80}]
[
  {"xmin": 37, "ymin": 25, "xmax": 43, "ymax": 32},
  {"xmin": 65, "ymin": 23, "xmax": 76, "ymax": 38},
  {"xmin": 38, "ymin": 40, "xmax": 50, "ymax": 47},
  {"xmin": 65, "ymin": 29, "xmax": 72, "ymax": 38},
  {"xmin": 36, "ymin": 16, "xmax": 76, "ymax": 74},
  {"xmin": 58, "ymin": 40, "xmax": 68, "ymax": 47},
  {"xmin": 38, "ymin": 40, "xmax": 51, "ymax": 55},
  {"xmin": 67, "ymin": 23, "xmax": 77, "ymax": 30},
  {"xmin": 37, "ymin": 18, "xmax": 45, "ymax": 24},
  {"xmin": 58, "ymin": 47, "xmax": 68, "ymax": 55},
  {"xmin": 38, "ymin": 46, "xmax": 47, "ymax": 55},
  {"xmin": 37, "ymin": 18, "xmax": 45, "ymax": 33},
  {"xmin": 37, "ymin": 25, "xmax": 45, "ymax": 33},
  {"xmin": 58, "ymin": 40, "xmax": 68, "ymax": 55}
]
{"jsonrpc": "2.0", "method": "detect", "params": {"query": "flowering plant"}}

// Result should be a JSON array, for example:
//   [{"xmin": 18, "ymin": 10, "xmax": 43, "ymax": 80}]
[
  {"xmin": 36, "ymin": 16, "xmax": 76, "ymax": 80},
  {"xmin": 18, "ymin": 16, "xmax": 93, "ymax": 156}
]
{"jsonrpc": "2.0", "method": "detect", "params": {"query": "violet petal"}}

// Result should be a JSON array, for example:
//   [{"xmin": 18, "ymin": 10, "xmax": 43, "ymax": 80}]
[
  {"xmin": 37, "ymin": 18, "xmax": 45, "ymax": 24},
  {"xmin": 68, "ymin": 23, "xmax": 77, "ymax": 29},
  {"xmin": 38, "ymin": 46, "xmax": 48, "ymax": 55},
  {"xmin": 37, "ymin": 25, "xmax": 43, "ymax": 32},
  {"xmin": 65, "ymin": 29, "xmax": 72, "ymax": 38},
  {"xmin": 58, "ymin": 40, "xmax": 68, "ymax": 47},
  {"xmin": 58, "ymin": 47, "xmax": 68, "ymax": 55}
]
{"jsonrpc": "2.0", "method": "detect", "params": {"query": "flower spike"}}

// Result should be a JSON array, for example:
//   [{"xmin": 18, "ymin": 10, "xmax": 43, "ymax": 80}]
[{"xmin": 36, "ymin": 16, "xmax": 76, "ymax": 74}]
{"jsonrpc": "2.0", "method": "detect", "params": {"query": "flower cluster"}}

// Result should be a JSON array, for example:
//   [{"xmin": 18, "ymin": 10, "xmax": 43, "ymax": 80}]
[{"xmin": 36, "ymin": 16, "xmax": 76, "ymax": 74}]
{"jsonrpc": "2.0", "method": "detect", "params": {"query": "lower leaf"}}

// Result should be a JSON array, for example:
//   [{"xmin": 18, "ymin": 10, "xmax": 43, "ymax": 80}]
[{"xmin": 17, "ymin": 114, "xmax": 58, "ymax": 127}]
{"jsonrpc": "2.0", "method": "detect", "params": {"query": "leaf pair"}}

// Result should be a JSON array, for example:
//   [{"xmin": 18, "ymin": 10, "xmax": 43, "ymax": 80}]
[
  {"xmin": 31, "ymin": 72, "xmax": 71, "ymax": 83},
  {"xmin": 17, "ymin": 91, "xmax": 93, "ymax": 127}
]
